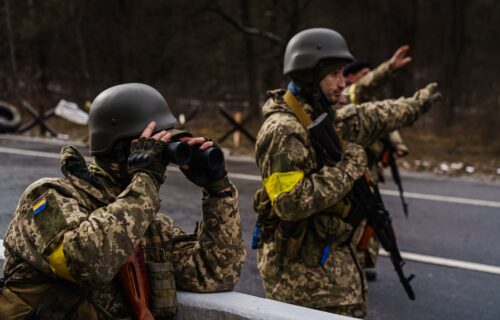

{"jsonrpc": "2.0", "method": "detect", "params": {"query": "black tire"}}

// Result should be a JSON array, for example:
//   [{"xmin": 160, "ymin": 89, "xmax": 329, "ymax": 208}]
[{"xmin": 0, "ymin": 101, "xmax": 22, "ymax": 133}]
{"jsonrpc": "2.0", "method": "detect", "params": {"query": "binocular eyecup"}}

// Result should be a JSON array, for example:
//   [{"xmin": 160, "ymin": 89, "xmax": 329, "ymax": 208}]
[
  {"xmin": 163, "ymin": 141, "xmax": 224, "ymax": 170},
  {"xmin": 189, "ymin": 145, "xmax": 224, "ymax": 170},
  {"xmin": 163, "ymin": 141, "xmax": 191, "ymax": 165}
]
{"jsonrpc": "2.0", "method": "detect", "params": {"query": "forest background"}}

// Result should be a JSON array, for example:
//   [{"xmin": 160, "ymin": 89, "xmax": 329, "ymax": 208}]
[{"xmin": 1, "ymin": 0, "xmax": 499, "ymax": 176}]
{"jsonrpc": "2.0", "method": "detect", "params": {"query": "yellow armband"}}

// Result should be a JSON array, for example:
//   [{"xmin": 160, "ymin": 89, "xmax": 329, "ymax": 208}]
[
  {"xmin": 348, "ymin": 85, "xmax": 359, "ymax": 105},
  {"xmin": 49, "ymin": 242, "xmax": 77, "ymax": 283},
  {"xmin": 263, "ymin": 171, "xmax": 304, "ymax": 204}
]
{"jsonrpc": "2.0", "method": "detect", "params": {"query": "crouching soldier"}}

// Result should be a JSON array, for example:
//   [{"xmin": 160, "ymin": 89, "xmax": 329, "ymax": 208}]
[{"xmin": 0, "ymin": 83, "xmax": 246, "ymax": 319}]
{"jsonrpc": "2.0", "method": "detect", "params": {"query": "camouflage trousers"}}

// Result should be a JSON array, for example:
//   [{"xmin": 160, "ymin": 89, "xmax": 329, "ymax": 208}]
[{"xmin": 317, "ymin": 301, "xmax": 367, "ymax": 319}]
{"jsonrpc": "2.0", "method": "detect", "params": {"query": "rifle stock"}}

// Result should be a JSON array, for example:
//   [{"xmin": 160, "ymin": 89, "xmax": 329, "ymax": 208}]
[
  {"xmin": 117, "ymin": 245, "xmax": 155, "ymax": 320},
  {"xmin": 308, "ymin": 113, "xmax": 416, "ymax": 300}
]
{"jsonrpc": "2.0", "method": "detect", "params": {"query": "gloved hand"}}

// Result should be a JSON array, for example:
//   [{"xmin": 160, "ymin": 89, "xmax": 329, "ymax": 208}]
[
  {"xmin": 128, "ymin": 137, "xmax": 168, "ymax": 186},
  {"xmin": 339, "ymin": 143, "xmax": 367, "ymax": 181},
  {"xmin": 179, "ymin": 137, "xmax": 230, "ymax": 195},
  {"xmin": 413, "ymin": 82, "xmax": 442, "ymax": 113}
]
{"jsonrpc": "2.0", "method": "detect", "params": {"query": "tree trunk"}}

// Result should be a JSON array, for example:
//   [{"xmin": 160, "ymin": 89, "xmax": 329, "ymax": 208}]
[
  {"xmin": 240, "ymin": 0, "xmax": 259, "ymax": 114},
  {"xmin": 4, "ymin": 0, "xmax": 18, "ymax": 87}
]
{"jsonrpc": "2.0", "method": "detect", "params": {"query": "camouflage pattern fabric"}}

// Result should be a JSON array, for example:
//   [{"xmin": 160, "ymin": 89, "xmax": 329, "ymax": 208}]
[
  {"xmin": 346, "ymin": 58, "xmax": 408, "ymax": 184},
  {"xmin": 335, "ymin": 93, "xmax": 424, "ymax": 147},
  {"xmin": 254, "ymin": 89, "xmax": 429, "ymax": 316},
  {"xmin": 2, "ymin": 146, "xmax": 245, "ymax": 318},
  {"xmin": 317, "ymin": 303, "xmax": 368, "ymax": 319},
  {"xmin": 344, "ymin": 60, "xmax": 408, "ymax": 271},
  {"xmin": 345, "ymin": 61, "xmax": 392, "ymax": 105}
]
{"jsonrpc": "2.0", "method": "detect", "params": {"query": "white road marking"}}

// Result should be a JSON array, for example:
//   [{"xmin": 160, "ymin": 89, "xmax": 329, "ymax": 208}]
[
  {"xmin": 1, "ymin": 146, "xmax": 500, "ymax": 275},
  {"xmin": 1, "ymin": 146, "xmax": 499, "ymax": 209},
  {"xmin": 0, "ymin": 146, "xmax": 67, "ymax": 160},
  {"xmin": 0, "ymin": 237, "xmax": 497, "ymax": 275},
  {"xmin": 379, "ymin": 189, "xmax": 500, "ymax": 209},
  {"xmin": 379, "ymin": 249, "xmax": 500, "ymax": 275},
  {"xmin": 228, "ymin": 172, "xmax": 262, "ymax": 182}
]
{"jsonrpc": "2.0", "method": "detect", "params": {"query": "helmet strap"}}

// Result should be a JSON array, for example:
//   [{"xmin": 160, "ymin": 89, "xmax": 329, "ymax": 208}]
[{"xmin": 288, "ymin": 81, "xmax": 336, "ymax": 121}]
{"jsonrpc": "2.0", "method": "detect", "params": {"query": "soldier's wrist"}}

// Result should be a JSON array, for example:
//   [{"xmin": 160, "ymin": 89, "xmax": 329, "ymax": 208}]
[
  {"xmin": 133, "ymin": 170, "xmax": 165, "ymax": 188},
  {"xmin": 203, "ymin": 176, "xmax": 232, "ymax": 197}
]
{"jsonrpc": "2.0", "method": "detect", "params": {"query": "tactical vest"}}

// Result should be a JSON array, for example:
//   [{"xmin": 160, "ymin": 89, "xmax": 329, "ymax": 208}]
[
  {"xmin": 254, "ymin": 91, "xmax": 357, "ymax": 267},
  {"xmin": 255, "ymin": 186, "xmax": 352, "ymax": 268}
]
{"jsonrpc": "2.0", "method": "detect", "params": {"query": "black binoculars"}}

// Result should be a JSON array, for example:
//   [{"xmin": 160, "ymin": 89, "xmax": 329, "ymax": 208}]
[{"xmin": 164, "ymin": 141, "xmax": 223, "ymax": 170}]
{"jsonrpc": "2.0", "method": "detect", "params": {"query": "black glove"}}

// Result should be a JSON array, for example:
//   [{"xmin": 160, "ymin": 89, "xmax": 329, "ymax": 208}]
[
  {"xmin": 181, "ymin": 144, "xmax": 230, "ymax": 195},
  {"xmin": 127, "ymin": 138, "xmax": 168, "ymax": 186}
]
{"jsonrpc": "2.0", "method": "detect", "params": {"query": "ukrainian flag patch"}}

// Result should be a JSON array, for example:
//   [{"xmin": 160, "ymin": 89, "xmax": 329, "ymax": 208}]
[{"xmin": 33, "ymin": 198, "xmax": 47, "ymax": 215}]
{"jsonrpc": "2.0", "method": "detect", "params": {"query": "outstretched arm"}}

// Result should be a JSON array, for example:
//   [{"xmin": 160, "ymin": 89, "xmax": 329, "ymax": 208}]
[
  {"xmin": 349, "ymin": 45, "xmax": 412, "ymax": 104},
  {"xmin": 337, "ymin": 83, "xmax": 441, "ymax": 146}
]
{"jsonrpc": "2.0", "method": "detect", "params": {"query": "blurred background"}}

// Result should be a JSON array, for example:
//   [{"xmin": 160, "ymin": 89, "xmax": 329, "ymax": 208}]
[{"xmin": 1, "ymin": 0, "xmax": 499, "ymax": 176}]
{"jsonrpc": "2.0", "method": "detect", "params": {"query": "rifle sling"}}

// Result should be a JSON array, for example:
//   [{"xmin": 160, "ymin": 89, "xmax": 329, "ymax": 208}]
[
  {"xmin": 284, "ymin": 90, "xmax": 363, "ymax": 238},
  {"xmin": 283, "ymin": 91, "xmax": 313, "ymax": 128}
]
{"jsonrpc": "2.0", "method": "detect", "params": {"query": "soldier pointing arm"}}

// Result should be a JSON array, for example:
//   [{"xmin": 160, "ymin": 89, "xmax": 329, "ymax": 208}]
[{"xmin": 253, "ymin": 28, "xmax": 440, "ymax": 318}]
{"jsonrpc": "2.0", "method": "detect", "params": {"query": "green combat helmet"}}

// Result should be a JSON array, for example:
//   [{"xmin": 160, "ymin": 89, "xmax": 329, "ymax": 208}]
[
  {"xmin": 89, "ymin": 83, "xmax": 177, "ymax": 156},
  {"xmin": 283, "ymin": 28, "xmax": 354, "ymax": 88}
]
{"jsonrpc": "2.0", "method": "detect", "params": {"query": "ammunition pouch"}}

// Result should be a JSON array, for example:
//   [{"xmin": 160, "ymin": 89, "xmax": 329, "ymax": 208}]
[
  {"xmin": 144, "ymin": 221, "xmax": 178, "ymax": 319},
  {"xmin": 301, "ymin": 211, "xmax": 352, "ymax": 267},
  {"xmin": 272, "ymin": 198, "xmax": 353, "ymax": 267},
  {"xmin": 275, "ymin": 220, "xmax": 308, "ymax": 261},
  {"xmin": 253, "ymin": 188, "xmax": 277, "ymax": 245},
  {"xmin": 147, "ymin": 261, "xmax": 177, "ymax": 318}
]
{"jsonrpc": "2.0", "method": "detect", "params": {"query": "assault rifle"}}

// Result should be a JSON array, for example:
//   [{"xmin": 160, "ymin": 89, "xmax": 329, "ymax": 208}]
[
  {"xmin": 380, "ymin": 134, "xmax": 409, "ymax": 217},
  {"xmin": 308, "ymin": 113, "xmax": 416, "ymax": 300}
]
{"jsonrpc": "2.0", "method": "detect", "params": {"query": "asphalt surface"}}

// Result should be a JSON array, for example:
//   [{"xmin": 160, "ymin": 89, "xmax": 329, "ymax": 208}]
[{"xmin": 0, "ymin": 136, "xmax": 499, "ymax": 320}]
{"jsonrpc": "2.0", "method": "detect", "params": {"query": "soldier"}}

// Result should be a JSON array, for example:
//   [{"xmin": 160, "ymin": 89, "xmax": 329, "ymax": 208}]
[
  {"xmin": 253, "ymin": 28, "xmax": 440, "ymax": 318},
  {"xmin": 0, "ymin": 83, "xmax": 246, "ymax": 319},
  {"xmin": 343, "ymin": 47, "xmax": 413, "ymax": 281},
  {"xmin": 343, "ymin": 47, "xmax": 411, "ymax": 174}
]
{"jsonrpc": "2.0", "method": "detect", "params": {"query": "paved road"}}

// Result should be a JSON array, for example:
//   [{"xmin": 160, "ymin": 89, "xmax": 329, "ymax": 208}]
[{"xmin": 0, "ymin": 136, "xmax": 499, "ymax": 320}]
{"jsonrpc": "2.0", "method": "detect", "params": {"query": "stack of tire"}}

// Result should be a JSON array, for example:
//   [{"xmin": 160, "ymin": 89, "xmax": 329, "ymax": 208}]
[{"xmin": 0, "ymin": 101, "xmax": 21, "ymax": 133}]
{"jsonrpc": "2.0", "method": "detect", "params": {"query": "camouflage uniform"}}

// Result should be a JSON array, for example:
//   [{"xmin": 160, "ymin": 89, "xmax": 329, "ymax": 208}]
[
  {"xmin": 344, "ymin": 60, "xmax": 409, "ymax": 270},
  {"xmin": 1, "ymin": 146, "xmax": 245, "ymax": 319},
  {"xmin": 345, "ymin": 59, "xmax": 409, "ymax": 181},
  {"xmin": 254, "ymin": 88, "xmax": 429, "ymax": 318}
]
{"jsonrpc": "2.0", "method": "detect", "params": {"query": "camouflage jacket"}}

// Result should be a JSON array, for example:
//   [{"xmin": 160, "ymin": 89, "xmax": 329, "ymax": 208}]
[
  {"xmin": 344, "ymin": 60, "xmax": 409, "ymax": 177},
  {"xmin": 343, "ymin": 60, "xmax": 393, "ymax": 105},
  {"xmin": 254, "ymin": 88, "xmax": 427, "ymax": 309},
  {"xmin": 2, "ymin": 146, "xmax": 245, "ymax": 319}
]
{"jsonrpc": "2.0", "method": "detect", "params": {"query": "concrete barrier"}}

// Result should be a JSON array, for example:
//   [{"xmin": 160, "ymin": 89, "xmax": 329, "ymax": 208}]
[
  {"xmin": 0, "ymin": 252, "xmax": 354, "ymax": 320},
  {"xmin": 174, "ymin": 291, "xmax": 355, "ymax": 320}
]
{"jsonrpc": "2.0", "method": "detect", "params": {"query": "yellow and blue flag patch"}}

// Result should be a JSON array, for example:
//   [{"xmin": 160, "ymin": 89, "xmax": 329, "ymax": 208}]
[{"xmin": 33, "ymin": 198, "xmax": 47, "ymax": 215}]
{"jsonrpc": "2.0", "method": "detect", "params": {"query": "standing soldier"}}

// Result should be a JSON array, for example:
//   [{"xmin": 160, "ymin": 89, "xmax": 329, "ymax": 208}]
[
  {"xmin": 253, "ymin": 28, "xmax": 440, "ymax": 318},
  {"xmin": 0, "ymin": 83, "xmax": 246, "ymax": 319},
  {"xmin": 343, "ymin": 46, "xmax": 413, "ymax": 281}
]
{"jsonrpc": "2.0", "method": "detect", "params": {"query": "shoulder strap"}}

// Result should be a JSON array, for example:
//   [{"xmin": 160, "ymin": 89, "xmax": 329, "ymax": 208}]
[
  {"xmin": 284, "ymin": 91, "xmax": 348, "ymax": 151},
  {"xmin": 283, "ymin": 91, "xmax": 313, "ymax": 129}
]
